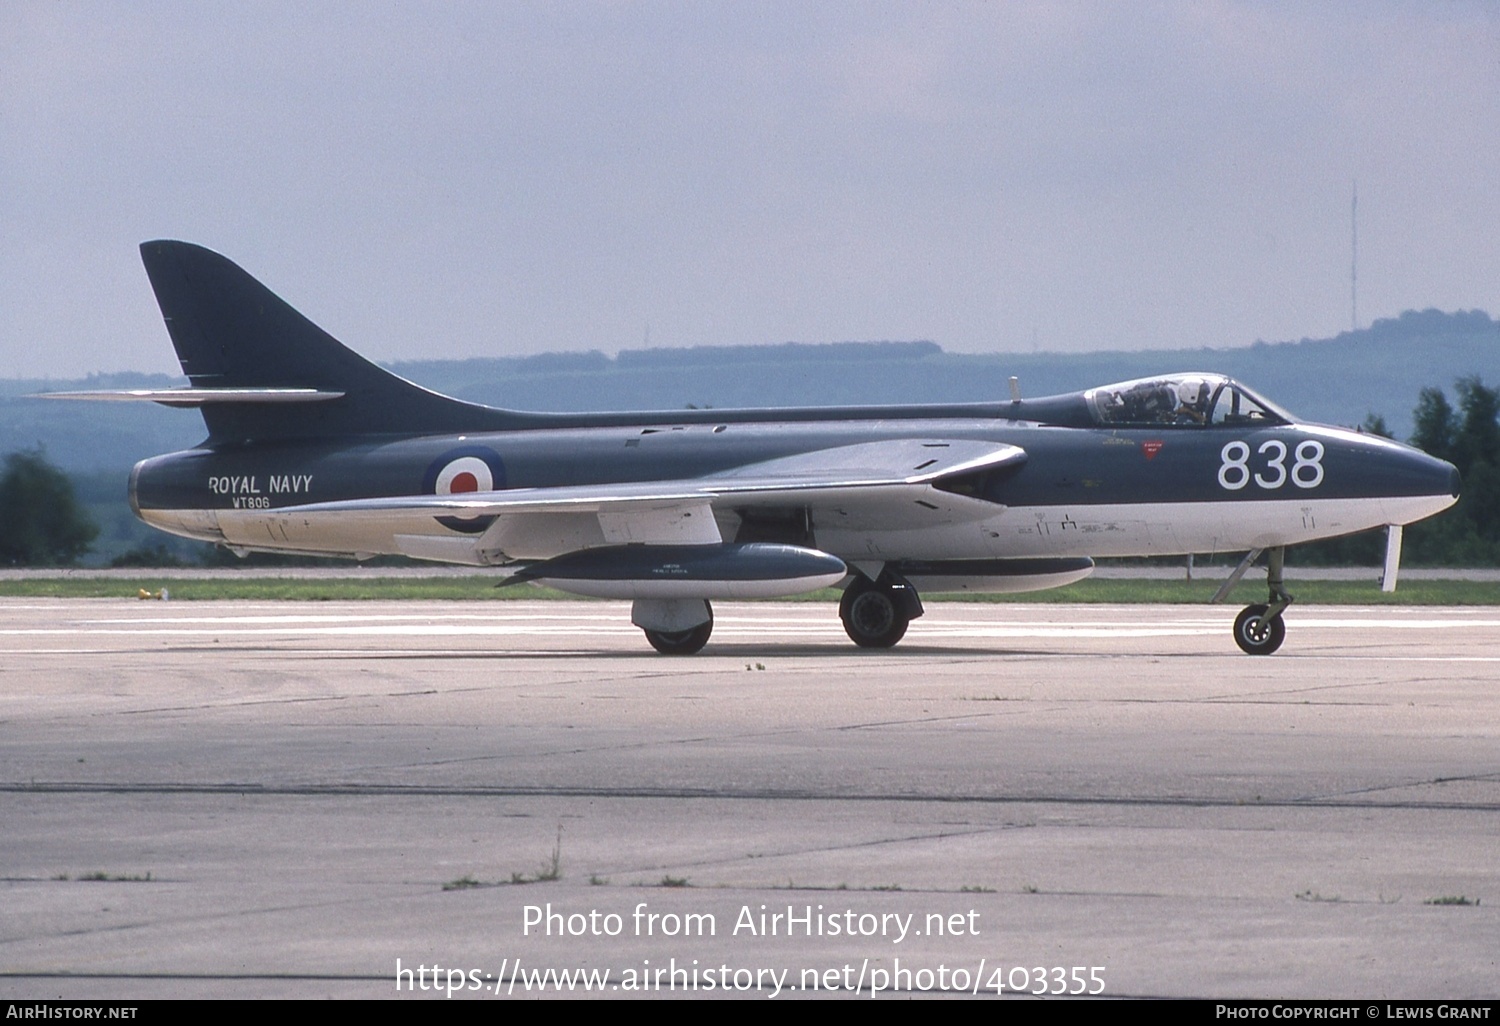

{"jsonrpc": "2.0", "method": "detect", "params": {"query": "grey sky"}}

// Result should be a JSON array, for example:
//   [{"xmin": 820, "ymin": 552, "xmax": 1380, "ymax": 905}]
[{"xmin": 3, "ymin": 1, "xmax": 1497, "ymax": 379}]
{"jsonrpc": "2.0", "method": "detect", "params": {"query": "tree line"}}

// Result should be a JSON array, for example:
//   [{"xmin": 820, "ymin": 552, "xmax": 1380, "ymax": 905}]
[
  {"xmin": 1402, "ymin": 377, "xmax": 1500, "ymax": 564},
  {"xmin": 0, "ymin": 450, "xmax": 98, "ymax": 566}
]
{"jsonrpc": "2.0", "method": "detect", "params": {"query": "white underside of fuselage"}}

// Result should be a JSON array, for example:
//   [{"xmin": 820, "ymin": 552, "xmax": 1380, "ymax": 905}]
[
  {"xmin": 142, "ymin": 491, "xmax": 1454, "ymax": 580},
  {"xmin": 818, "ymin": 493, "xmax": 1455, "ymax": 561}
]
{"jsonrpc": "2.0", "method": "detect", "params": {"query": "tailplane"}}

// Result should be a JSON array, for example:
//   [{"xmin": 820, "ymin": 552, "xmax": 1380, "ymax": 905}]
[{"xmin": 138, "ymin": 241, "xmax": 516, "ymax": 442}]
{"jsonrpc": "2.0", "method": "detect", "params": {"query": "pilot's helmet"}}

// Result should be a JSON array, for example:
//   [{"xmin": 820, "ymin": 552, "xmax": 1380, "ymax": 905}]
[{"xmin": 1177, "ymin": 379, "xmax": 1206, "ymax": 406}]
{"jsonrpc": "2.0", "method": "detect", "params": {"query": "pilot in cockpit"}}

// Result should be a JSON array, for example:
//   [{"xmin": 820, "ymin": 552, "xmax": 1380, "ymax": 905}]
[{"xmin": 1174, "ymin": 378, "xmax": 1210, "ymax": 425}]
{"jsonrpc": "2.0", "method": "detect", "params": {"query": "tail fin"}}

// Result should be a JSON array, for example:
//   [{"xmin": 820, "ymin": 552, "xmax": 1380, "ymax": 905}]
[{"xmin": 140, "ymin": 240, "xmax": 516, "ymax": 441}]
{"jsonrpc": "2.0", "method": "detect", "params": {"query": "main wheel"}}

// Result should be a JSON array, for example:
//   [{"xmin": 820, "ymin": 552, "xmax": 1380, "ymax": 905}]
[
  {"xmin": 1233, "ymin": 603, "xmax": 1285, "ymax": 655},
  {"xmin": 643, "ymin": 603, "xmax": 713, "ymax": 655},
  {"xmin": 840, "ymin": 582, "xmax": 910, "ymax": 649}
]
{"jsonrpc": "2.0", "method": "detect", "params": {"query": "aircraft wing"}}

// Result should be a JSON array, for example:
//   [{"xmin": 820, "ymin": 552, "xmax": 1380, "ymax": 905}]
[
  {"xmin": 701, "ymin": 437, "xmax": 1024, "ymax": 487},
  {"xmin": 223, "ymin": 438, "xmax": 1025, "ymax": 564}
]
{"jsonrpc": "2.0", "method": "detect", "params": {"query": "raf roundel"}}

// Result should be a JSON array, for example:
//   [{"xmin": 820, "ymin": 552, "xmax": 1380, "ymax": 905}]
[
  {"xmin": 421, "ymin": 446, "xmax": 506, "ymax": 497},
  {"xmin": 435, "ymin": 456, "xmax": 494, "ymax": 495},
  {"xmin": 421, "ymin": 447, "xmax": 506, "ymax": 534}
]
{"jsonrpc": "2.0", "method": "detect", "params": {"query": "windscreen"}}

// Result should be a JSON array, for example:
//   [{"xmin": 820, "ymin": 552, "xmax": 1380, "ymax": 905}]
[{"xmin": 1085, "ymin": 374, "xmax": 1292, "ymax": 428}]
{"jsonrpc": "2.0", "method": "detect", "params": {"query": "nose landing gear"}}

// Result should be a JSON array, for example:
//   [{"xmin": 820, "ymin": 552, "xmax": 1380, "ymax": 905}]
[
  {"xmin": 1232, "ymin": 602, "xmax": 1286, "ymax": 655},
  {"xmin": 1220, "ymin": 546, "xmax": 1291, "ymax": 655}
]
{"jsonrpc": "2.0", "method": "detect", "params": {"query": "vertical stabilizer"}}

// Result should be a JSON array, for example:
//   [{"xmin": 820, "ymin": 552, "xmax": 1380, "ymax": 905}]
[{"xmin": 139, "ymin": 241, "xmax": 514, "ymax": 441}]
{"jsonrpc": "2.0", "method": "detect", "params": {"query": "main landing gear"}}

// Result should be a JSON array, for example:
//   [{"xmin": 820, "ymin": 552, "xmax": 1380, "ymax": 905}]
[
  {"xmin": 1221, "ymin": 546, "xmax": 1292, "ymax": 655},
  {"xmin": 634, "ymin": 572, "xmax": 928, "ymax": 654},
  {"xmin": 643, "ymin": 606, "xmax": 714, "ymax": 655},
  {"xmin": 637, "ymin": 600, "xmax": 714, "ymax": 655},
  {"xmin": 839, "ymin": 573, "xmax": 924, "ymax": 649}
]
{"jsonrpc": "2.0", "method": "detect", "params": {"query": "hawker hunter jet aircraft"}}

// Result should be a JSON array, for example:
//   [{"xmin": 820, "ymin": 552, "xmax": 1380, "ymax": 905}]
[{"xmin": 51, "ymin": 242, "xmax": 1460, "ymax": 655}]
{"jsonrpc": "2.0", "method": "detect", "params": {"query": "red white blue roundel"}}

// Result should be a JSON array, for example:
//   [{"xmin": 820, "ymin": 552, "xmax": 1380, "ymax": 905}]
[
  {"xmin": 422, "ymin": 446, "xmax": 505, "ymax": 533},
  {"xmin": 434, "ymin": 455, "xmax": 494, "ymax": 495},
  {"xmin": 422, "ymin": 446, "xmax": 506, "ymax": 495}
]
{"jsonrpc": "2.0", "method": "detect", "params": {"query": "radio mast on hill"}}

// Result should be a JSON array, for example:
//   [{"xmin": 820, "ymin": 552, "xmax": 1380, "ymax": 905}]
[{"xmin": 1351, "ymin": 180, "xmax": 1359, "ymax": 332}]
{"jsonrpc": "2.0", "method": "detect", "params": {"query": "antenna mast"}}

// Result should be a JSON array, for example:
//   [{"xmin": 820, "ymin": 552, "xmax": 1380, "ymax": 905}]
[{"xmin": 1351, "ymin": 180, "xmax": 1358, "ymax": 332}]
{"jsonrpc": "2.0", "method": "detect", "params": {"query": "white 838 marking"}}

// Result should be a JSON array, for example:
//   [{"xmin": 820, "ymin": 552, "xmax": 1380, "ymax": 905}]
[
  {"xmin": 1254, "ymin": 440, "xmax": 1286, "ymax": 488},
  {"xmin": 1219, "ymin": 439, "xmax": 1323, "ymax": 491},
  {"xmin": 1291, "ymin": 440, "xmax": 1325, "ymax": 487},
  {"xmin": 1218, "ymin": 441, "xmax": 1251, "ymax": 489}
]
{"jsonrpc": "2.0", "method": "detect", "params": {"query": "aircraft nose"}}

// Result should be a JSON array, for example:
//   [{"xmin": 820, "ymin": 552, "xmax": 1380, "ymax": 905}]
[
  {"xmin": 1415, "ymin": 448, "xmax": 1461, "ymax": 499},
  {"xmin": 1349, "ymin": 435, "xmax": 1460, "ymax": 524},
  {"xmin": 1385, "ymin": 447, "xmax": 1461, "ymax": 526},
  {"xmin": 1412, "ymin": 448, "xmax": 1460, "ymax": 498},
  {"xmin": 1405, "ymin": 448, "xmax": 1461, "ymax": 520}
]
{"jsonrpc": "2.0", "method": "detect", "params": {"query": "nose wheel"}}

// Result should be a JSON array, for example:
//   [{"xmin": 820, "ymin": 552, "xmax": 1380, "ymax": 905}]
[
  {"xmin": 1233, "ymin": 603, "xmax": 1285, "ymax": 655},
  {"xmin": 1226, "ymin": 546, "xmax": 1292, "ymax": 656}
]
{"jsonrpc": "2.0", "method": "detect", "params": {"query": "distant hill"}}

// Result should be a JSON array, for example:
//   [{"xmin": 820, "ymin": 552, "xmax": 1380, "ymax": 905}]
[
  {"xmin": 4, "ymin": 310, "xmax": 1495, "ymax": 478},
  {"xmin": 386, "ymin": 309, "xmax": 1499, "ymax": 439}
]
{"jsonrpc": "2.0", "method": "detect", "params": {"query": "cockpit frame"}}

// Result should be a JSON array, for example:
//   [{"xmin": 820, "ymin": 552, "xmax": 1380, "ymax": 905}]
[{"xmin": 1084, "ymin": 374, "xmax": 1294, "ymax": 429}]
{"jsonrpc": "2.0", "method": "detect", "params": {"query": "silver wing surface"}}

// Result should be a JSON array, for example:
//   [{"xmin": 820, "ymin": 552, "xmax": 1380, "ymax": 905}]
[{"xmin": 210, "ymin": 438, "xmax": 1026, "ymax": 565}]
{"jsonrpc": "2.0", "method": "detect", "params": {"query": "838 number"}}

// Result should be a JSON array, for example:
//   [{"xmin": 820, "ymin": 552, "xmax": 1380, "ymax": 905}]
[{"xmin": 1218, "ymin": 439, "xmax": 1324, "ymax": 491}]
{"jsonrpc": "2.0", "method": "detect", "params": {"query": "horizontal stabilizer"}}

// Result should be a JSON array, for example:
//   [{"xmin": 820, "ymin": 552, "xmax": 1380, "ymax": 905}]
[{"xmin": 37, "ymin": 388, "xmax": 344, "ymax": 406}]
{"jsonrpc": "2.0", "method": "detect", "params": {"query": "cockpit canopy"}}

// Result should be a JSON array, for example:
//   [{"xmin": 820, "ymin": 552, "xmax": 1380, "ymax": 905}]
[{"xmin": 1084, "ymin": 374, "xmax": 1294, "ymax": 429}]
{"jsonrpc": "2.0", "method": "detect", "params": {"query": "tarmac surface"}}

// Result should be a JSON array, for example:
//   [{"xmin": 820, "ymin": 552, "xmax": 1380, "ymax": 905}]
[{"xmin": 1, "ymin": 598, "xmax": 1496, "ymax": 1000}]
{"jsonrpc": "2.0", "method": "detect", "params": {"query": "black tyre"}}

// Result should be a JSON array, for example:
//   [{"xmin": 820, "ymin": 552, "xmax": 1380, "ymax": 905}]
[
  {"xmin": 839, "ymin": 583, "xmax": 909, "ymax": 649},
  {"xmin": 1233, "ymin": 604, "xmax": 1285, "ymax": 655},
  {"xmin": 644, "ymin": 621, "xmax": 713, "ymax": 655},
  {"xmin": 643, "ymin": 603, "xmax": 713, "ymax": 655}
]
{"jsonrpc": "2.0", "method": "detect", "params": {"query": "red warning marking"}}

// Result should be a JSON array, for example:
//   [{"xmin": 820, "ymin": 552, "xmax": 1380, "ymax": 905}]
[
  {"xmin": 1141, "ymin": 440, "xmax": 1164, "ymax": 460},
  {"xmin": 451, "ymin": 472, "xmax": 479, "ymax": 493}
]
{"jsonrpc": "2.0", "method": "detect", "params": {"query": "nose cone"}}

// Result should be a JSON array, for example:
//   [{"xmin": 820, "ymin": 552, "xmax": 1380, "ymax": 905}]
[
  {"xmin": 1382, "ymin": 441, "xmax": 1460, "ymax": 524},
  {"xmin": 1323, "ymin": 428, "xmax": 1458, "ymax": 528},
  {"xmin": 1409, "ymin": 447, "xmax": 1460, "ymax": 502}
]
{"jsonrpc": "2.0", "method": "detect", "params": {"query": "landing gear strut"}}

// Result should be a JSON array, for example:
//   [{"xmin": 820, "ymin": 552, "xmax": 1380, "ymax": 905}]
[
  {"xmin": 839, "ymin": 573, "xmax": 923, "ymax": 649},
  {"xmin": 1230, "ymin": 546, "xmax": 1291, "ymax": 656}
]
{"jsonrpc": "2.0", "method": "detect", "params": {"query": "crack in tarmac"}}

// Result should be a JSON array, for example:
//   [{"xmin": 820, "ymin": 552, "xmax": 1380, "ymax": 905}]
[{"xmin": 4, "ymin": 780, "xmax": 1496, "ymax": 811}]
